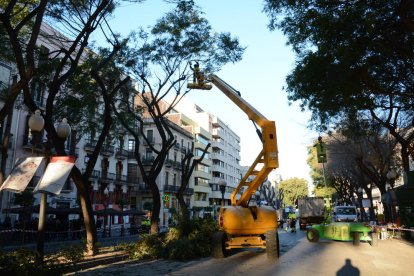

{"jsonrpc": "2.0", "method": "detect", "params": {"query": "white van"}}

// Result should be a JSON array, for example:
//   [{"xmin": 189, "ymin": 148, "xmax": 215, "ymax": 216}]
[{"xmin": 333, "ymin": 206, "xmax": 358, "ymax": 222}]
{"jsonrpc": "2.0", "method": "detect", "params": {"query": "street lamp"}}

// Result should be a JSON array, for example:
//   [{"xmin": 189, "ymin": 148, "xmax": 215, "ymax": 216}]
[
  {"xmin": 120, "ymin": 184, "xmax": 127, "ymax": 236},
  {"xmin": 218, "ymin": 179, "xmax": 226, "ymax": 206},
  {"xmin": 29, "ymin": 111, "xmax": 71, "ymax": 263},
  {"xmin": 102, "ymin": 187, "xmax": 109, "ymax": 238},
  {"xmin": 386, "ymin": 169, "xmax": 397, "ymax": 223}
]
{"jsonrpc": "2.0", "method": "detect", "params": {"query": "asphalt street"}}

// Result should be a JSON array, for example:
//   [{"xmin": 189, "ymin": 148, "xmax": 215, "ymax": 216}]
[{"xmin": 65, "ymin": 229, "xmax": 414, "ymax": 276}]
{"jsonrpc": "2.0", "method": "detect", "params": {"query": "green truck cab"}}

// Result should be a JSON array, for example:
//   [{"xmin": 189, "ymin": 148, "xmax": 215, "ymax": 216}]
[{"xmin": 306, "ymin": 222, "xmax": 378, "ymax": 246}]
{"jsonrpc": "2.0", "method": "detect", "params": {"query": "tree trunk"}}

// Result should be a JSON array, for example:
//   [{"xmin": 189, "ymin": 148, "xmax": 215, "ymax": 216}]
[
  {"xmin": 71, "ymin": 169, "xmax": 97, "ymax": 255},
  {"xmin": 149, "ymin": 179, "xmax": 161, "ymax": 234}
]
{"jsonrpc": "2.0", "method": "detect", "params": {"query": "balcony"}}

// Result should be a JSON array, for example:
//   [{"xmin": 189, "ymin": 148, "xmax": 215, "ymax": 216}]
[
  {"xmin": 100, "ymin": 144, "xmax": 115, "ymax": 157},
  {"xmin": 164, "ymin": 185, "xmax": 179, "ymax": 193},
  {"xmin": 127, "ymin": 176, "xmax": 142, "ymax": 185},
  {"xmin": 115, "ymin": 148, "xmax": 128, "ymax": 160},
  {"xmin": 173, "ymin": 161, "xmax": 182, "ymax": 170},
  {"xmin": 84, "ymin": 139, "xmax": 97, "ymax": 153},
  {"xmin": 115, "ymin": 174, "xmax": 127, "ymax": 184},
  {"xmin": 142, "ymin": 155, "xmax": 155, "ymax": 165},
  {"xmin": 100, "ymin": 171, "xmax": 115, "ymax": 183},
  {"xmin": 137, "ymin": 183, "xmax": 150, "ymax": 192},
  {"xmin": 184, "ymin": 188, "xmax": 194, "ymax": 195},
  {"xmin": 127, "ymin": 150, "xmax": 136, "ymax": 159},
  {"xmin": 165, "ymin": 159, "xmax": 174, "ymax": 167}
]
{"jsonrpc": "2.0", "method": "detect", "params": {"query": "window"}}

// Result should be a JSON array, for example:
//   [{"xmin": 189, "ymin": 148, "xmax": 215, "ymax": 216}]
[
  {"xmin": 145, "ymin": 148, "xmax": 152, "ymax": 159},
  {"xmin": 147, "ymin": 129, "xmax": 153, "ymax": 142},
  {"xmin": 195, "ymin": 177, "xmax": 208, "ymax": 186},
  {"xmin": 165, "ymin": 172, "xmax": 169, "ymax": 185},
  {"xmin": 128, "ymin": 139, "xmax": 135, "ymax": 151},
  {"xmin": 196, "ymin": 134, "xmax": 209, "ymax": 146}
]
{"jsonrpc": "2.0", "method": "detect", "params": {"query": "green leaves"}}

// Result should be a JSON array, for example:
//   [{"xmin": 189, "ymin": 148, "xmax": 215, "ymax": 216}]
[{"xmin": 264, "ymin": 0, "xmax": 414, "ymax": 130}]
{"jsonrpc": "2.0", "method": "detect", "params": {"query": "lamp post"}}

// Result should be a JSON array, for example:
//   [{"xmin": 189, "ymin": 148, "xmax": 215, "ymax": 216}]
[
  {"xmin": 218, "ymin": 179, "xmax": 226, "ymax": 206},
  {"xmin": 102, "ymin": 187, "xmax": 109, "ymax": 238},
  {"xmin": 29, "ymin": 111, "xmax": 71, "ymax": 263},
  {"xmin": 386, "ymin": 169, "xmax": 397, "ymax": 223},
  {"xmin": 120, "ymin": 184, "xmax": 127, "ymax": 236}
]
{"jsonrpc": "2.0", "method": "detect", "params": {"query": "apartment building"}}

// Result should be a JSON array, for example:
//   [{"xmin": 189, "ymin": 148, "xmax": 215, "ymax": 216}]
[
  {"xmin": 166, "ymin": 105, "xmax": 213, "ymax": 210},
  {"xmin": 0, "ymin": 23, "xmax": 136, "ymax": 229},
  {"xmin": 173, "ymin": 97, "xmax": 242, "ymax": 208}
]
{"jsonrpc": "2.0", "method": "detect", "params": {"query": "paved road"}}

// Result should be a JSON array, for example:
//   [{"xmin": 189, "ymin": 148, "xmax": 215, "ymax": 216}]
[{"xmin": 67, "ymin": 229, "xmax": 414, "ymax": 276}]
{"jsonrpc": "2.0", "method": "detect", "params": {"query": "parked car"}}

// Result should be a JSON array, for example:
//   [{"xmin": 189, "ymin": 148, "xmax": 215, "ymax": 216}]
[
  {"xmin": 332, "ymin": 206, "xmax": 358, "ymax": 222},
  {"xmin": 306, "ymin": 222, "xmax": 378, "ymax": 246}
]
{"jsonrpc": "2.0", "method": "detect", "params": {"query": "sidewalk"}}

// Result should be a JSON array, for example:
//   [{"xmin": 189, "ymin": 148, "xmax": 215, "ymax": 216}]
[{"xmin": 1, "ymin": 232, "xmax": 139, "ymax": 254}]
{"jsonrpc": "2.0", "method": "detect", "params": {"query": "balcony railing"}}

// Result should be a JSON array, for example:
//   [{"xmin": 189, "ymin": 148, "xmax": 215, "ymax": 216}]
[
  {"xmin": 173, "ymin": 161, "xmax": 182, "ymax": 170},
  {"xmin": 142, "ymin": 156, "xmax": 155, "ymax": 165},
  {"xmin": 137, "ymin": 183, "xmax": 150, "ymax": 191},
  {"xmin": 84, "ymin": 139, "xmax": 97, "ymax": 153},
  {"xmin": 165, "ymin": 159, "xmax": 174, "ymax": 167},
  {"xmin": 127, "ymin": 176, "xmax": 142, "ymax": 185},
  {"xmin": 163, "ymin": 185, "xmax": 194, "ymax": 195},
  {"xmin": 101, "ymin": 144, "xmax": 115, "ymax": 157},
  {"xmin": 127, "ymin": 150, "xmax": 136, "ymax": 159},
  {"xmin": 164, "ymin": 185, "xmax": 179, "ymax": 193},
  {"xmin": 115, "ymin": 148, "xmax": 128, "ymax": 160}
]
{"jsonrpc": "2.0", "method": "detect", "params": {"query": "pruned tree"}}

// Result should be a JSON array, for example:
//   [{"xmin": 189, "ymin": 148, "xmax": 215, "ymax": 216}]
[
  {"xmin": 113, "ymin": 0, "xmax": 244, "ymax": 234},
  {"xmin": 176, "ymin": 141, "xmax": 210, "ymax": 235}
]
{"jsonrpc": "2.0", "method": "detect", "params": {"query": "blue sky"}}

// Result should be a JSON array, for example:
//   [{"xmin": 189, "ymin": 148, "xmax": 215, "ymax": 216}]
[{"xmin": 95, "ymin": 0, "xmax": 318, "ymax": 185}]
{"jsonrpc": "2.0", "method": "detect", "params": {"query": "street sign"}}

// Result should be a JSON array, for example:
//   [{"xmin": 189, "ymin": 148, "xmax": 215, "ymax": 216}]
[
  {"xmin": 0, "ymin": 157, "xmax": 44, "ymax": 193},
  {"xmin": 34, "ymin": 156, "xmax": 76, "ymax": 195}
]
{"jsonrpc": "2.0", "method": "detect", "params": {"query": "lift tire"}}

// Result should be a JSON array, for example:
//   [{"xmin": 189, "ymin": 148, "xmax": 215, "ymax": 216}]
[
  {"xmin": 370, "ymin": 232, "xmax": 378, "ymax": 247},
  {"xmin": 353, "ymin": 232, "xmax": 360, "ymax": 246},
  {"xmin": 306, "ymin": 228, "xmax": 319, "ymax": 242},
  {"xmin": 212, "ymin": 231, "xmax": 227, "ymax": 258},
  {"xmin": 265, "ymin": 229, "xmax": 279, "ymax": 260}
]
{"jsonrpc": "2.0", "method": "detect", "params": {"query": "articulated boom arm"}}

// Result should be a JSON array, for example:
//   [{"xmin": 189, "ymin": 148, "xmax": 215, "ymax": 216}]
[{"xmin": 188, "ymin": 72, "xmax": 279, "ymax": 208}]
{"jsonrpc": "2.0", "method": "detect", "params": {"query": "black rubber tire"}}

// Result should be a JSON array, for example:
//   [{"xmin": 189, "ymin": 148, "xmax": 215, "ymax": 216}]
[
  {"xmin": 306, "ymin": 228, "xmax": 319, "ymax": 242},
  {"xmin": 370, "ymin": 232, "xmax": 378, "ymax": 247},
  {"xmin": 353, "ymin": 232, "xmax": 360, "ymax": 246},
  {"xmin": 212, "ymin": 231, "xmax": 227, "ymax": 258},
  {"xmin": 265, "ymin": 229, "xmax": 279, "ymax": 260}
]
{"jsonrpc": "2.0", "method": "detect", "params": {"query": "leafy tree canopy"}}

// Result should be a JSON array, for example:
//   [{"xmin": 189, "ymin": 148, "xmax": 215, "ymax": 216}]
[
  {"xmin": 263, "ymin": 1, "xmax": 414, "ymax": 131},
  {"xmin": 278, "ymin": 177, "xmax": 308, "ymax": 206}
]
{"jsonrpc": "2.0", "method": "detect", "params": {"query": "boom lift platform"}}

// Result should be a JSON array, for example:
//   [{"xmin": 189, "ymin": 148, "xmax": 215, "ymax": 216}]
[{"xmin": 187, "ymin": 64, "xmax": 280, "ymax": 260}]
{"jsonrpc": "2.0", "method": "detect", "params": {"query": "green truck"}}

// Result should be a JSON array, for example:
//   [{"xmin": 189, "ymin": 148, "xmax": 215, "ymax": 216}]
[{"xmin": 306, "ymin": 222, "xmax": 378, "ymax": 246}]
